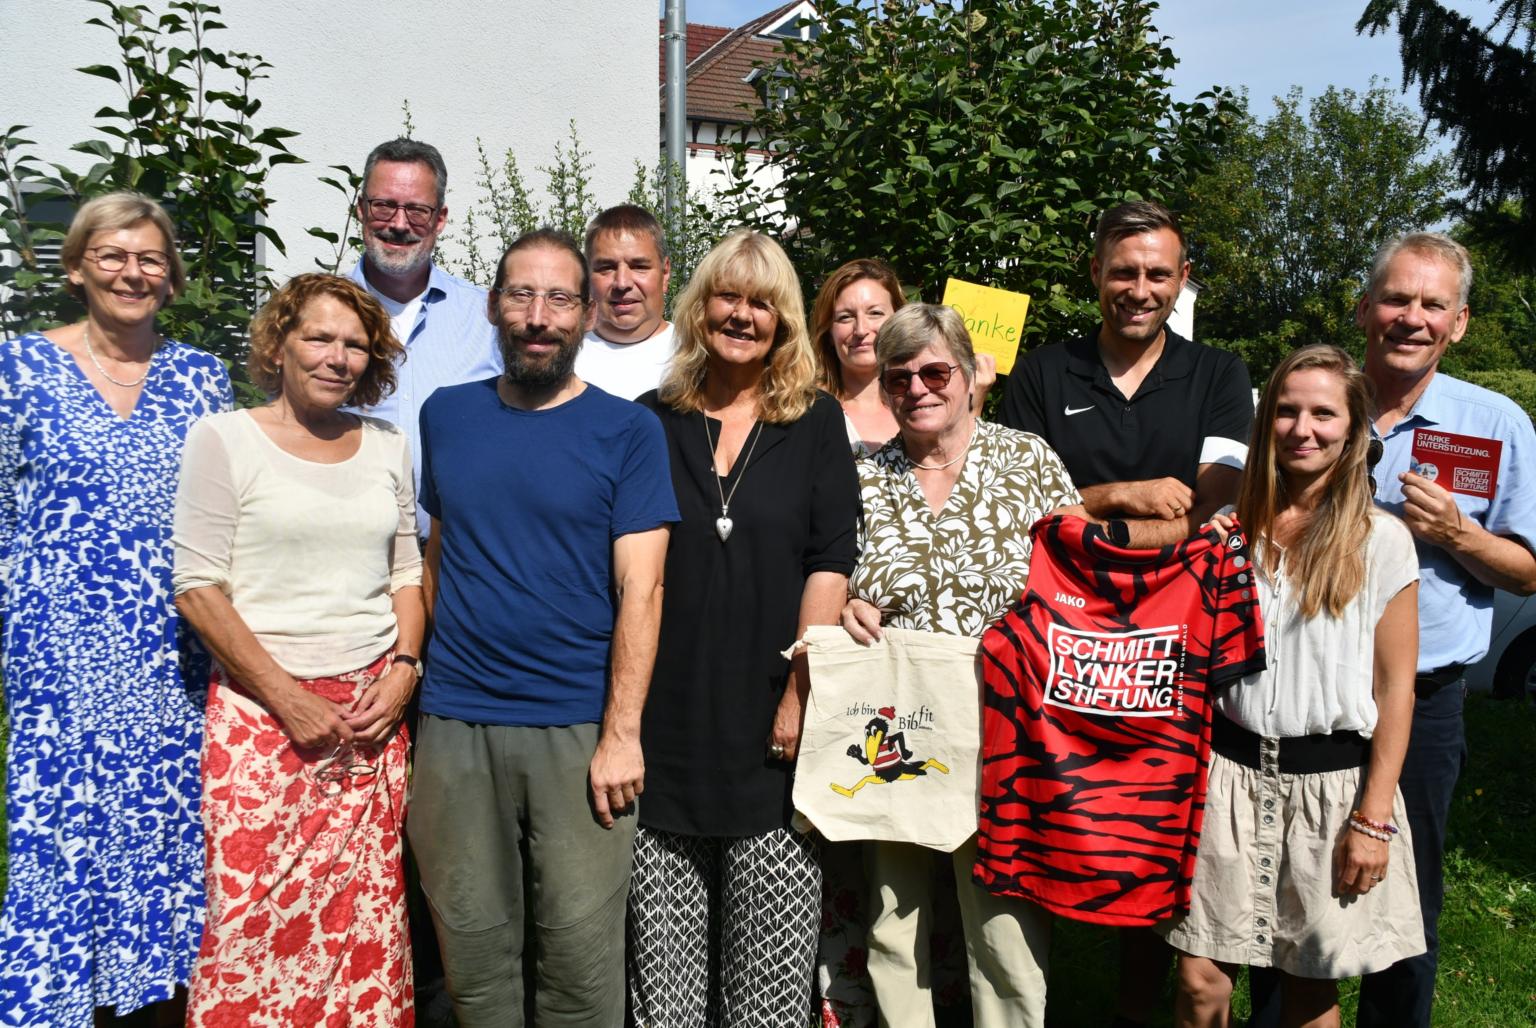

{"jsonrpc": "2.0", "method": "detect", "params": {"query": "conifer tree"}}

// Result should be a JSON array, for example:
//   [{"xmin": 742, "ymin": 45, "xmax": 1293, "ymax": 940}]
[{"xmin": 1358, "ymin": 1, "xmax": 1536, "ymax": 265}]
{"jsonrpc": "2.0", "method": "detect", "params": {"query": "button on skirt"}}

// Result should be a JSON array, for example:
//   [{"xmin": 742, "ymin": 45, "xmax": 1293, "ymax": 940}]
[{"xmin": 1159, "ymin": 745, "xmax": 1426, "ymax": 979}]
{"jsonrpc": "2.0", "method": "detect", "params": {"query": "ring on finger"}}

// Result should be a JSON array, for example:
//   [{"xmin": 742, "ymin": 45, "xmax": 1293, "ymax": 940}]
[{"xmin": 768, "ymin": 743, "xmax": 786, "ymax": 759}]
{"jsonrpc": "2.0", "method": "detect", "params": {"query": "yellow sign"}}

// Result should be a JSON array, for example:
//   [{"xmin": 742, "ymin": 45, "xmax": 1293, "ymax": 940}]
[{"xmin": 940, "ymin": 278, "xmax": 1031, "ymax": 375}]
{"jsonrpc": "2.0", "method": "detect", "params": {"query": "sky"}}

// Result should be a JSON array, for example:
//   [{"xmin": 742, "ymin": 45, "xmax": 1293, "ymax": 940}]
[{"xmin": 665, "ymin": 0, "xmax": 1506, "ymax": 120}]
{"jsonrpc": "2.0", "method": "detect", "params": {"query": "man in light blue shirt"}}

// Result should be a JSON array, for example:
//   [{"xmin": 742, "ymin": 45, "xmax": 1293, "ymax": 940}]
[
  {"xmin": 1355, "ymin": 232, "xmax": 1536, "ymax": 1027},
  {"xmin": 346, "ymin": 138, "xmax": 501, "ymax": 533}
]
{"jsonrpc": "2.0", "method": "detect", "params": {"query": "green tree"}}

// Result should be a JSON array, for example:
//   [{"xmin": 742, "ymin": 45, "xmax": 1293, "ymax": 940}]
[
  {"xmin": 1358, "ymin": 1, "xmax": 1536, "ymax": 266},
  {"xmin": 436, "ymin": 126, "xmax": 735, "ymax": 310},
  {"xmin": 726, "ymin": 0, "xmax": 1230, "ymax": 346},
  {"xmin": 1177, "ymin": 84, "xmax": 1453, "ymax": 381},
  {"xmin": 0, "ymin": 0, "xmax": 301, "ymax": 382},
  {"xmin": 624, "ymin": 160, "xmax": 735, "ymax": 315},
  {"xmin": 1442, "ymin": 202, "xmax": 1536, "ymax": 378}
]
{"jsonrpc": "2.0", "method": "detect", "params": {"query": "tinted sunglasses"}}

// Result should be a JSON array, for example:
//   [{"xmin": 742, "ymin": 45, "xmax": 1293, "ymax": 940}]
[{"xmin": 879, "ymin": 362, "xmax": 961, "ymax": 396}]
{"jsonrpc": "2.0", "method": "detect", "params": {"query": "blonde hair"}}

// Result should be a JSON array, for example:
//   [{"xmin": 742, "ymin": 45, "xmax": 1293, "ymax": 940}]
[
  {"xmin": 60, "ymin": 191, "xmax": 187, "ymax": 302},
  {"xmin": 1236, "ymin": 345, "xmax": 1377, "ymax": 618},
  {"xmin": 659, "ymin": 230, "xmax": 817, "ymax": 423},
  {"xmin": 810, "ymin": 258, "xmax": 907, "ymax": 397}
]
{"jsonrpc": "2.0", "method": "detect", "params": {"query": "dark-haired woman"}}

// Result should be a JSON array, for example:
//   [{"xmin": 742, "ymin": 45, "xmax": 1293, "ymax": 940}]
[
  {"xmin": 174, "ymin": 274, "xmax": 423, "ymax": 1025},
  {"xmin": 0, "ymin": 191, "xmax": 231, "ymax": 1026},
  {"xmin": 811, "ymin": 258, "xmax": 995, "ymax": 459},
  {"xmin": 1161, "ymin": 345, "xmax": 1424, "ymax": 1027}
]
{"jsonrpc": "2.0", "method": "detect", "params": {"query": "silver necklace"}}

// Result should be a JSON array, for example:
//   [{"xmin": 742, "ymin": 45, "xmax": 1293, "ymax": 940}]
[
  {"xmin": 704, "ymin": 412, "xmax": 765, "ymax": 542},
  {"xmin": 907, "ymin": 422, "xmax": 975, "ymax": 470},
  {"xmin": 83, "ymin": 322, "xmax": 156, "ymax": 388}
]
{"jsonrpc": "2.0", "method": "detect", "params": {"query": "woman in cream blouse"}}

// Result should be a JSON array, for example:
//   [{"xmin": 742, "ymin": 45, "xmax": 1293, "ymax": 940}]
[{"xmin": 173, "ymin": 273, "xmax": 423, "ymax": 1026}]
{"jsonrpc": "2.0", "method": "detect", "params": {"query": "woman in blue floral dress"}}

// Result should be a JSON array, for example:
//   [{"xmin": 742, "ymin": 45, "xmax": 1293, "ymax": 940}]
[{"xmin": 0, "ymin": 192, "xmax": 232, "ymax": 1026}]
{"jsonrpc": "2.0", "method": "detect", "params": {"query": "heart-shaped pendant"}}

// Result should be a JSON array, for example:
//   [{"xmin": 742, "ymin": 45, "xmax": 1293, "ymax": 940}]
[{"xmin": 715, "ymin": 516, "xmax": 734, "ymax": 542}]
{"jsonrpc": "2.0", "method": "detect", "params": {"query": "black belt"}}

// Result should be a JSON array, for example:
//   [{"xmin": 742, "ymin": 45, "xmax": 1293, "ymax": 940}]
[
  {"xmin": 1415, "ymin": 663, "xmax": 1467, "ymax": 699},
  {"xmin": 1211, "ymin": 714, "xmax": 1369, "ymax": 774}
]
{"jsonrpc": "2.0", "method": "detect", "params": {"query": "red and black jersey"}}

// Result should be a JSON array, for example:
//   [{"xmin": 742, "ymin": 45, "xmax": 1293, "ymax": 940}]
[{"xmin": 974, "ymin": 515, "xmax": 1266, "ymax": 926}]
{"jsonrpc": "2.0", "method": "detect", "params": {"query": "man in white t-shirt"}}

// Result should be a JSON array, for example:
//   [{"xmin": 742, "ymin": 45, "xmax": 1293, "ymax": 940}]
[{"xmin": 575, "ymin": 205, "xmax": 675, "ymax": 399}]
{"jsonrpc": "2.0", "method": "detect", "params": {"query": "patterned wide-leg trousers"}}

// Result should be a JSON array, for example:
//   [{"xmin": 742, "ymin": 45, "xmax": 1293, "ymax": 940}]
[{"xmin": 628, "ymin": 825, "xmax": 821, "ymax": 1028}]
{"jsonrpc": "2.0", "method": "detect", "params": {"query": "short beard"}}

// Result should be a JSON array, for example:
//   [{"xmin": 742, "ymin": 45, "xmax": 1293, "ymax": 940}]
[
  {"xmin": 500, "ymin": 327, "xmax": 581, "ymax": 390},
  {"xmin": 363, "ymin": 227, "xmax": 432, "ymax": 277}
]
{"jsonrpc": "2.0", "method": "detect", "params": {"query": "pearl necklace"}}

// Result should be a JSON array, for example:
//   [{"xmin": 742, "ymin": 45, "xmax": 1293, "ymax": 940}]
[
  {"xmin": 907, "ymin": 422, "xmax": 975, "ymax": 470},
  {"xmin": 84, "ymin": 322, "xmax": 157, "ymax": 388}
]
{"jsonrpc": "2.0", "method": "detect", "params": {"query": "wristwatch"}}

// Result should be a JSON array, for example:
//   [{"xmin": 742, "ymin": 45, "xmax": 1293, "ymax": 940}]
[
  {"xmin": 1105, "ymin": 519, "xmax": 1131, "ymax": 547},
  {"xmin": 393, "ymin": 654, "xmax": 424, "ymax": 680}
]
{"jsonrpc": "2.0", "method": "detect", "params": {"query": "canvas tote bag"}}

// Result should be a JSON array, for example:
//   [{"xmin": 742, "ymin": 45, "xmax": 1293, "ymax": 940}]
[{"xmin": 792, "ymin": 625, "xmax": 982, "ymax": 852}]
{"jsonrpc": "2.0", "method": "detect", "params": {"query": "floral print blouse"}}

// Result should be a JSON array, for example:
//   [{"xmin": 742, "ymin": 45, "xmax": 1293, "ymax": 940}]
[{"xmin": 851, "ymin": 419, "xmax": 1080, "ymax": 637}]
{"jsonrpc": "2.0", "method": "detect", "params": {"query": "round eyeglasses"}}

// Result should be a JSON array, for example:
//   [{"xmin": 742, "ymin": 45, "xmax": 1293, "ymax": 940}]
[
  {"xmin": 83, "ymin": 246, "xmax": 171, "ymax": 278},
  {"xmin": 493, "ymin": 288, "xmax": 583, "ymax": 312}
]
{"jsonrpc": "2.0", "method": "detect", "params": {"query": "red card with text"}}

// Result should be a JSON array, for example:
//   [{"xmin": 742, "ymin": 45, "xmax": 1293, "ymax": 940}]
[{"xmin": 1410, "ymin": 429, "xmax": 1502, "ymax": 499}]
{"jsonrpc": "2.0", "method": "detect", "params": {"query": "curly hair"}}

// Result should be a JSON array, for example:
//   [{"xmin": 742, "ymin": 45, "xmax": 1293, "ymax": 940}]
[
  {"xmin": 658, "ymin": 230, "xmax": 817, "ymax": 424},
  {"xmin": 247, "ymin": 274, "xmax": 402, "ymax": 409},
  {"xmin": 810, "ymin": 258, "xmax": 907, "ymax": 398}
]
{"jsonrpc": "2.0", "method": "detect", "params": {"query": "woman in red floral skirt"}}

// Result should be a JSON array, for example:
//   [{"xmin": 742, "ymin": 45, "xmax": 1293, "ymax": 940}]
[{"xmin": 173, "ymin": 274, "xmax": 424, "ymax": 1026}]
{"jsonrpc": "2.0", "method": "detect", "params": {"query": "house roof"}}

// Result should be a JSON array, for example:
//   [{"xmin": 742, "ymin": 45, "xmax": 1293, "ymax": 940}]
[
  {"xmin": 659, "ymin": 1, "xmax": 802, "ymax": 124},
  {"xmin": 656, "ymin": 23, "xmax": 731, "ymax": 82}
]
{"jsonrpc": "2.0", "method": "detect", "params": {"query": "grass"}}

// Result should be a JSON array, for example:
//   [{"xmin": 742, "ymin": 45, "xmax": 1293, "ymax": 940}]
[
  {"xmin": 1, "ymin": 699, "xmax": 1533, "ymax": 1025},
  {"xmin": 1046, "ymin": 693, "xmax": 1536, "ymax": 1026}
]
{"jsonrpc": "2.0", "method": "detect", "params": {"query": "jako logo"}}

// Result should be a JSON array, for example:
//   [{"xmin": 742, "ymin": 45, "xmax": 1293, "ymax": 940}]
[{"xmin": 1054, "ymin": 592, "xmax": 1086, "ymax": 608}]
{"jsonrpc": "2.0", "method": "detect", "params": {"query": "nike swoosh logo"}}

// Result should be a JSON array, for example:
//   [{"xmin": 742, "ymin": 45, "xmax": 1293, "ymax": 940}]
[{"xmin": 1064, "ymin": 404, "xmax": 1094, "ymax": 416}]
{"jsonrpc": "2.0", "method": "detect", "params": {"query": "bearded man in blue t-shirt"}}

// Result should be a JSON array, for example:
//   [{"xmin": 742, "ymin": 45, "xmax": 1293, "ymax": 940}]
[{"xmin": 407, "ymin": 228, "xmax": 678, "ymax": 1027}]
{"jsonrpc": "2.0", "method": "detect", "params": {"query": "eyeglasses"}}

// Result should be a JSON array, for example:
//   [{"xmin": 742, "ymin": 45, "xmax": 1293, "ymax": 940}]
[
  {"xmin": 362, "ymin": 196, "xmax": 440, "ymax": 228},
  {"xmin": 880, "ymin": 362, "xmax": 961, "ymax": 396},
  {"xmin": 82, "ymin": 246, "xmax": 171, "ymax": 278},
  {"xmin": 309, "ymin": 743, "xmax": 378, "ymax": 796},
  {"xmin": 493, "ymin": 288, "xmax": 583, "ymax": 312}
]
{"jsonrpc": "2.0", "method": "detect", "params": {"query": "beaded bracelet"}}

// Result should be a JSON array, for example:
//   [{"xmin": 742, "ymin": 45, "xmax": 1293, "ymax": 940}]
[
  {"xmin": 1347, "ymin": 810, "xmax": 1398, "ymax": 842},
  {"xmin": 1347, "ymin": 819, "xmax": 1393, "ymax": 842},
  {"xmin": 1350, "ymin": 810, "xmax": 1400, "ymax": 835}
]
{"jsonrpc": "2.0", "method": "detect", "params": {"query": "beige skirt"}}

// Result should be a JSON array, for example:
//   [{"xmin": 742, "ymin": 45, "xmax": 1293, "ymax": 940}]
[{"xmin": 1159, "ymin": 746, "xmax": 1425, "ymax": 979}]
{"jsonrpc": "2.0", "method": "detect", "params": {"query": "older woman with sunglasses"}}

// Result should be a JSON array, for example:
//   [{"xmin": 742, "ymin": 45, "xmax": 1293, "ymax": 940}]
[
  {"xmin": 840, "ymin": 304, "xmax": 1080, "ymax": 1028},
  {"xmin": 810, "ymin": 257, "xmax": 997, "ymax": 458},
  {"xmin": 173, "ymin": 274, "xmax": 423, "ymax": 1025},
  {"xmin": 0, "ymin": 192, "xmax": 232, "ymax": 1026}
]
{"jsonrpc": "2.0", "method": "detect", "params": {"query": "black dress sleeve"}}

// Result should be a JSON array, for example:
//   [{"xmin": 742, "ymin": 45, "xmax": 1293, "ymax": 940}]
[{"xmin": 802, "ymin": 393, "xmax": 859, "ymax": 577}]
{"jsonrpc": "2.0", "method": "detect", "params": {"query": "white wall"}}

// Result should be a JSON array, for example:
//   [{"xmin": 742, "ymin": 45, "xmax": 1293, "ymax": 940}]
[{"xmin": 0, "ymin": 0, "xmax": 658, "ymax": 281}]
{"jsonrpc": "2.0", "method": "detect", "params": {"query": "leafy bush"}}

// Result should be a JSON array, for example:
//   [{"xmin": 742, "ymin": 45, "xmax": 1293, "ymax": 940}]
[
  {"xmin": 0, "ymin": 0, "xmax": 301, "ymax": 398},
  {"xmin": 1464, "ymin": 369, "xmax": 1536, "ymax": 424},
  {"xmin": 728, "ymin": 0, "xmax": 1231, "ymax": 347}
]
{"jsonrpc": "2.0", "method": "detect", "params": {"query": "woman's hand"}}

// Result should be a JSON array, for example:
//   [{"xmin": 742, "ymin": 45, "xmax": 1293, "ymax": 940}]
[
  {"xmin": 272, "ymin": 684, "xmax": 353, "ymax": 751},
  {"xmin": 840, "ymin": 597, "xmax": 884, "ymax": 645},
  {"xmin": 970, "ymin": 352, "xmax": 997, "ymax": 417},
  {"xmin": 344, "ymin": 662, "xmax": 417, "ymax": 746},
  {"xmin": 768, "ymin": 689, "xmax": 804, "ymax": 762},
  {"xmin": 1333, "ymin": 824, "xmax": 1390, "ymax": 896},
  {"xmin": 1203, "ymin": 511, "xmax": 1236, "ymax": 544}
]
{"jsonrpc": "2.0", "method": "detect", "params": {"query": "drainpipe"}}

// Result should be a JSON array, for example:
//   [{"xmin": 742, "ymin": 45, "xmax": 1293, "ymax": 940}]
[{"xmin": 663, "ymin": 0, "xmax": 687, "ymax": 220}]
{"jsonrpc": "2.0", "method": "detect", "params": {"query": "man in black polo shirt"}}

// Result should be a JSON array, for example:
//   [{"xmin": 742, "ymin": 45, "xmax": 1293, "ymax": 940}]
[
  {"xmin": 997, "ymin": 201, "xmax": 1253, "ymax": 1026},
  {"xmin": 999, "ymin": 201, "xmax": 1252, "ymax": 550}
]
